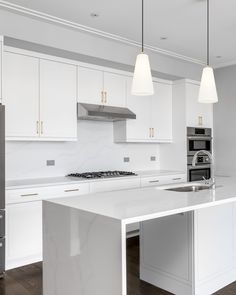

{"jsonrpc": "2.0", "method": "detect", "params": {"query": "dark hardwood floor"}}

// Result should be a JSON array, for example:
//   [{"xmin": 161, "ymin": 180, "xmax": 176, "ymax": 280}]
[{"xmin": 0, "ymin": 237, "xmax": 235, "ymax": 295}]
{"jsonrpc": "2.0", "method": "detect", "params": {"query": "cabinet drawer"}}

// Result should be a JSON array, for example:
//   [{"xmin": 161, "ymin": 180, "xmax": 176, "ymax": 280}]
[
  {"xmin": 47, "ymin": 183, "xmax": 90, "ymax": 199},
  {"xmin": 0, "ymin": 238, "xmax": 5, "ymax": 274},
  {"xmin": 90, "ymin": 178, "xmax": 140, "ymax": 193},
  {"xmin": 141, "ymin": 174, "xmax": 186, "ymax": 188},
  {"xmin": 6, "ymin": 187, "xmax": 45, "ymax": 204}
]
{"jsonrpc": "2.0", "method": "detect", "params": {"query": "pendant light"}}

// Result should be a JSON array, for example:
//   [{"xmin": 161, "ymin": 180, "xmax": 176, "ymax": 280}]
[
  {"xmin": 132, "ymin": 0, "xmax": 154, "ymax": 96},
  {"xmin": 198, "ymin": 0, "xmax": 218, "ymax": 103}
]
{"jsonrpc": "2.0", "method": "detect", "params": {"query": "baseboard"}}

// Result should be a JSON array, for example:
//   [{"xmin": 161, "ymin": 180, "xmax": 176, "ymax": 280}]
[{"xmin": 140, "ymin": 266, "xmax": 192, "ymax": 295}]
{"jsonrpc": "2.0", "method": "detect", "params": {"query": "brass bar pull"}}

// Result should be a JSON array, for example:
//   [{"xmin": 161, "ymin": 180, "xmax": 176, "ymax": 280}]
[
  {"xmin": 149, "ymin": 180, "xmax": 159, "ymax": 183},
  {"xmin": 64, "ymin": 189, "xmax": 80, "ymax": 193},
  {"xmin": 152, "ymin": 128, "xmax": 154, "ymax": 138},
  {"xmin": 36, "ymin": 121, "xmax": 39, "ymax": 134},
  {"xmin": 198, "ymin": 116, "xmax": 203, "ymax": 126},
  {"xmin": 21, "ymin": 193, "xmax": 39, "ymax": 197},
  {"xmin": 104, "ymin": 91, "xmax": 107, "ymax": 103},
  {"xmin": 172, "ymin": 178, "xmax": 182, "ymax": 181},
  {"xmin": 149, "ymin": 128, "xmax": 151, "ymax": 138},
  {"xmin": 41, "ymin": 121, "xmax": 43, "ymax": 134}
]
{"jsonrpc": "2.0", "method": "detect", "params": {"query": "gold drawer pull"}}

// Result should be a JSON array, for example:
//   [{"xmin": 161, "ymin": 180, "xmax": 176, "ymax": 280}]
[
  {"xmin": 64, "ymin": 189, "xmax": 80, "ymax": 193},
  {"xmin": 149, "ymin": 180, "xmax": 159, "ymax": 183},
  {"xmin": 172, "ymin": 178, "xmax": 182, "ymax": 181},
  {"xmin": 21, "ymin": 193, "xmax": 39, "ymax": 197},
  {"xmin": 41, "ymin": 121, "xmax": 43, "ymax": 134}
]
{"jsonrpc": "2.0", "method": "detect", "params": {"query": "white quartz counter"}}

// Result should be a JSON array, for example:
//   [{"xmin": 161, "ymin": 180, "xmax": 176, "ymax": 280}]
[
  {"xmin": 6, "ymin": 170, "xmax": 184, "ymax": 190},
  {"xmin": 45, "ymin": 176, "xmax": 236, "ymax": 224}
]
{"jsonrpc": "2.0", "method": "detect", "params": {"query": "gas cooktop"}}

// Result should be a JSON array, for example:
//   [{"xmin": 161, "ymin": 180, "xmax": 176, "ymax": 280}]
[{"xmin": 67, "ymin": 171, "xmax": 137, "ymax": 179}]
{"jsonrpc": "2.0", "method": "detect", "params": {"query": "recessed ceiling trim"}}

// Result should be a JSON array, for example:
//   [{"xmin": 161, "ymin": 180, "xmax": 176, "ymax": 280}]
[{"xmin": 0, "ymin": 0, "xmax": 205, "ymax": 65}]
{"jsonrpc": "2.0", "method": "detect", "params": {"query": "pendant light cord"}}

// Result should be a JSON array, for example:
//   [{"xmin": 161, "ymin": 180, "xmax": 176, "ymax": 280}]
[
  {"xmin": 142, "ymin": 0, "xmax": 144, "ymax": 53},
  {"xmin": 207, "ymin": 0, "xmax": 210, "ymax": 66}
]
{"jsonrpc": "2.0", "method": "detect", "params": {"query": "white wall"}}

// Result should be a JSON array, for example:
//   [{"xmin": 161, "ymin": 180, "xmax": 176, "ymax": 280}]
[
  {"xmin": 6, "ymin": 121, "xmax": 160, "ymax": 180},
  {"xmin": 214, "ymin": 65, "xmax": 236, "ymax": 176},
  {"xmin": 0, "ymin": 8, "xmax": 203, "ymax": 80}
]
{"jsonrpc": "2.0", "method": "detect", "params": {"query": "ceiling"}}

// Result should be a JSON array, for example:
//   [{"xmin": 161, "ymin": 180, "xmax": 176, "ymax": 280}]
[{"xmin": 1, "ymin": 0, "xmax": 236, "ymax": 67}]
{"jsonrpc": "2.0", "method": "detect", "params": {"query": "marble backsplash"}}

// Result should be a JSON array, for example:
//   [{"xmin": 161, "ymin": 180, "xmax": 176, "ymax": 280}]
[{"xmin": 6, "ymin": 121, "xmax": 160, "ymax": 180}]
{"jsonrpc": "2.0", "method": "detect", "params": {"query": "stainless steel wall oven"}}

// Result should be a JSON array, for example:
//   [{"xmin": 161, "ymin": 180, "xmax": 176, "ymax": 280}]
[{"xmin": 187, "ymin": 127, "xmax": 212, "ymax": 182}]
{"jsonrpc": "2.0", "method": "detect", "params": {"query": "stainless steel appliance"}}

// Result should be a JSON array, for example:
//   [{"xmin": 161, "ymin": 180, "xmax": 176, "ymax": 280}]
[
  {"xmin": 187, "ymin": 127, "xmax": 212, "ymax": 182},
  {"xmin": 0, "ymin": 104, "xmax": 5, "ymax": 277},
  {"xmin": 187, "ymin": 127, "xmax": 212, "ymax": 156},
  {"xmin": 77, "ymin": 103, "xmax": 136, "ymax": 122},
  {"xmin": 68, "ymin": 171, "xmax": 137, "ymax": 179}
]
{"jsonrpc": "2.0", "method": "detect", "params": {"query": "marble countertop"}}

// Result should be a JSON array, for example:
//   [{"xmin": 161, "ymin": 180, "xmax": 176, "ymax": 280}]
[
  {"xmin": 45, "ymin": 176, "xmax": 236, "ymax": 224},
  {"xmin": 6, "ymin": 170, "xmax": 185, "ymax": 190}
]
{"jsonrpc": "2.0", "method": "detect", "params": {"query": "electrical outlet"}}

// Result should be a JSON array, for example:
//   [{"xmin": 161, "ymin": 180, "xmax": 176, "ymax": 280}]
[
  {"xmin": 124, "ymin": 157, "xmax": 130, "ymax": 163},
  {"xmin": 150, "ymin": 156, "xmax": 156, "ymax": 161},
  {"xmin": 47, "ymin": 160, "xmax": 55, "ymax": 166}
]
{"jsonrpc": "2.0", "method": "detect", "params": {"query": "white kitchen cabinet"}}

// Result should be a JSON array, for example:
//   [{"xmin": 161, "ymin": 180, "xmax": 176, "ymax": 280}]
[
  {"xmin": 103, "ymin": 72, "xmax": 126, "ymax": 107},
  {"xmin": 89, "ymin": 177, "xmax": 140, "ymax": 193},
  {"xmin": 151, "ymin": 82, "xmax": 172, "ymax": 141},
  {"xmin": 141, "ymin": 174, "xmax": 186, "ymax": 188},
  {"xmin": 140, "ymin": 202, "xmax": 236, "ymax": 295},
  {"xmin": 185, "ymin": 80, "xmax": 213, "ymax": 128},
  {"xmin": 39, "ymin": 59, "xmax": 77, "ymax": 139},
  {"xmin": 114, "ymin": 78, "xmax": 173, "ymax": 142},
  {"xmin": 3, "ymin": 48, "xmax": 78, "ymax": 141},
  {"xmin": 140, "ymin": 212, "xmax": 193, "ymax": 294},
  {"xmin": 78, "ymin": 66, "xmax": 103, "ymax": 105},
  {"xmin": 3, "ymin": 52, "xmax": 40, "ymax": 138},
  {"xmin": 78, "ymin": 66, "xmax": 126, "ymax": 107},
  {"xmin": 6, "ymin": 201, "xmax": 42, "ymax": 270}
]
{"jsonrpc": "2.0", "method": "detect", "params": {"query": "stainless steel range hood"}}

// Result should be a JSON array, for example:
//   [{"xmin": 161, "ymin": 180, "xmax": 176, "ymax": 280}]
[{"xmin": 77, "ymin": 103, "xmax": 136, "ymax": 122}]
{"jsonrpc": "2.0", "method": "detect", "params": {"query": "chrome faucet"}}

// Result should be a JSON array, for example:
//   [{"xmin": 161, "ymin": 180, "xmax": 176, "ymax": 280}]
[{"xmin": 192, "ymin": 150, "xmax": 216, "ymax": 189}]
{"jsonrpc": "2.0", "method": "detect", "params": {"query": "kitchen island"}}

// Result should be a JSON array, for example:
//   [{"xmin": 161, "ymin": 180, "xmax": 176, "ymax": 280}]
[{"xmin": 43, "ymin": 177, "xmax": 236, "ymax": 295}]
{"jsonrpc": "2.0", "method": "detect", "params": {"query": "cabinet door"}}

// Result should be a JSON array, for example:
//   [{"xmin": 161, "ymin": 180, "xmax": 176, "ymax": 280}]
[
  {"xmin": 103, "ymin": 72, "xmax": 126, "ymax": 107},
  {"xmin": 3, "ymin": 52, "xmax": 39, "ymax": 138},
  {"xmin": 78, "ymin": 66, "xmax": 103, "ymax": 104},
  {"xmin": 6, "ymin": 201, "xmax": 42, "ymax": 270},
  {"xmin": 126, "ymin": 77, "xmax": 151, "ymax": 140},
  {"xmin": 186, "ymin": 82, "xmax": 213, "ymax": 128},
  {"xmin": 151, "ymin": 82, "xmax": 172, "ymax": 141},
  {"xmin": 40, "ymin": 59, "xmax": 77, "ymax": 139}
]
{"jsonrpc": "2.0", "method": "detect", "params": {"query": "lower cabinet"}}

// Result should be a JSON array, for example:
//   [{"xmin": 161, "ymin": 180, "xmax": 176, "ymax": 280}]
[
  {"xmin": 6, "ymin": 201, "xmax": 42, "ymax": 270},
  {"xmin": 140, "ymin": 203, "xmax": 236, "ymax": 295}
]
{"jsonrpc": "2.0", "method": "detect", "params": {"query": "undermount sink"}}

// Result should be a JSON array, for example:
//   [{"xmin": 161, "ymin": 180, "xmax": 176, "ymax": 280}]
[{"xmin": 165, "ymin": 184, "xmax": 210, "ymax": 192}]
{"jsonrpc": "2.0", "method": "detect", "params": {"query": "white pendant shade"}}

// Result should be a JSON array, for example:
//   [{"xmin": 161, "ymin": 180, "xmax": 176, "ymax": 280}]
[
  {"xmin": 131, "ymin": 53, "xmax": 154, "ymax": 96},
  {"xmin": 198, "ymin": 66, "xmax": 218, "ymax": 103}
]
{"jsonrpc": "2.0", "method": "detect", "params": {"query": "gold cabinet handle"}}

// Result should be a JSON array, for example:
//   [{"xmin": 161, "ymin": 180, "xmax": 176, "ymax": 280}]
[
  {"xmin": 64, "ymin": 189, "xmax": 80, "ymax": 193},
  {"xmin": 104, "ymin": 91, "xmax": 107, "ymax": 103},
  {"xmin": 152, "ymin": 128, "xmax": 154, "ymax": 138},
  {"xmin": 21, "ymin": 193, "xmax": 39, "ymax": 197},
  {"xmin": 101, "ymin": 91, "xmax": 104, "ymax": 103},
  {"xmin": 198, "ymin": 116, "xmax": 203, "ymax": 126},
  {"xmin": 36, "ymin": 121, "xmax": 39, "ymax": 134},
  {"xmin": 149, "ymin": 128, "xmax": 151, "ymax": 138},
  {"xmin": 41, "ymin": 121, "xmax": 43, "ymax": 134}
]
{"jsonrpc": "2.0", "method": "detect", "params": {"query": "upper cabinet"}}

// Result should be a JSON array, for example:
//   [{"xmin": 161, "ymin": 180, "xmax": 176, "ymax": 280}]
[
  {"xmin": 3, "ymin": 52, "xmax": 40, "ymax": 138},
  {"xmin": 39, "ymin": 59, "xmax": 77, "ymax": 139},
  {"xmin": 3, "ymin": 49, "xmax": 77, "ymax": 141},
  {"xmin": 185, "ymin": 80, "xmax": 213, "ymax": 128},
  {"xmin": 78, "ymin": 66, "xmax": 126, "ymax": 107},
  {"xmin": 114, "ymin": 78, "xmax": 173, "ymax": 143}
]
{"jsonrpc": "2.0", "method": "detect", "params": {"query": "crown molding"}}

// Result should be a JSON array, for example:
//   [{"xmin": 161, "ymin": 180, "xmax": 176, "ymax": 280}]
[{"xmin": 0, "ymin": 0, "xmax": 205, "ymax": 65}]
